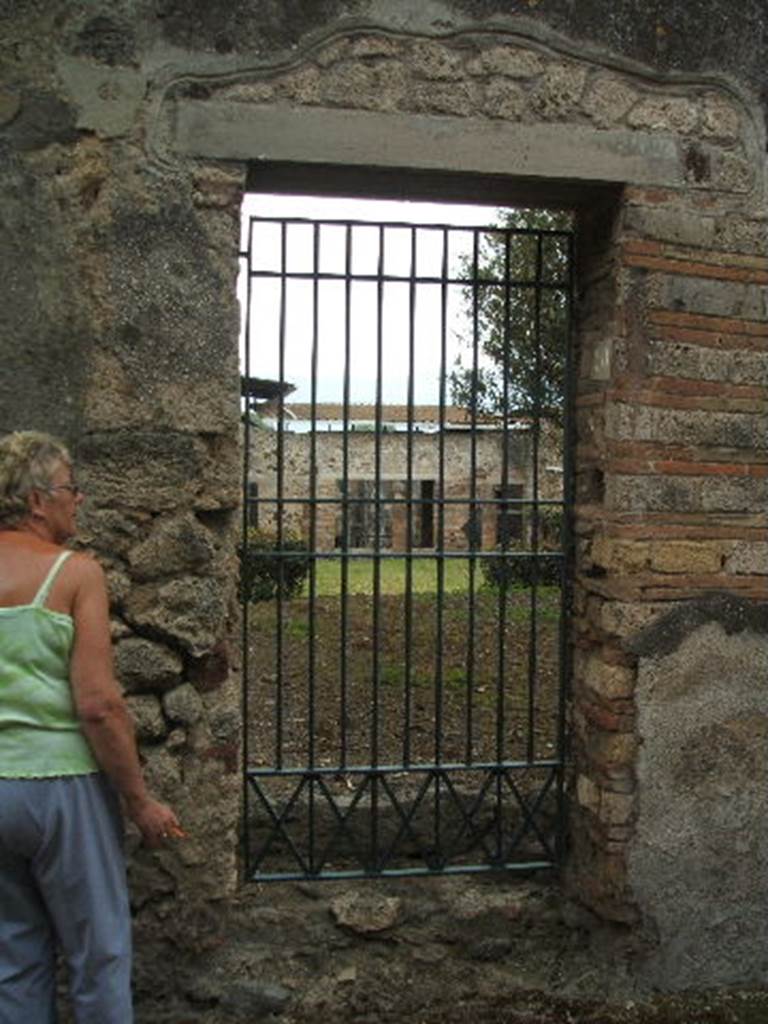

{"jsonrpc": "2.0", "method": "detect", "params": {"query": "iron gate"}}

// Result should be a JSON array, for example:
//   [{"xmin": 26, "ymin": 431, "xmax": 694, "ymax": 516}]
[{"xmin": 240, "ymin": 204, "xmax": 574, "ymax": 881}]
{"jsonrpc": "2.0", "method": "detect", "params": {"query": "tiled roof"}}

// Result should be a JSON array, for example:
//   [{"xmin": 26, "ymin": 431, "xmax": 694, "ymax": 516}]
[{"xmin": 285, "ymin": 404, "xmax": 500, "ymax": 425}]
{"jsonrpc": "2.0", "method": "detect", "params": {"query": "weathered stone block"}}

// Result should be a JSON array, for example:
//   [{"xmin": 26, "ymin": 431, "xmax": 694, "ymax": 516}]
[
  {"xmin": 77, "ymin": 430, "xmax": 240, "ymax": 512},
  {"xmin": 724, "ymin": 541, "xmax": 768, "ymax": 575},
  {"xmin": 707, "ymin": 150, "xmax": 755, "ymax": 193},
  {"xmin": 321, "ymin": 60, "xmax": 409, "ymax": 112},
  {"xmin": 589, "ymin": 731, "xmax": 639, "ymax": 771},
  {"xmin": 627, "ymin": 96, "xmax": 699, "ymax": 134},
  {"xmin": 700, "ymin": 92, "xmax": 743, "ymax": 142},
  {"xmin": 163, "ymin": 683, "xmax": 204, "ymax": 727},
  {"xmin": 646, "ymin": 339, "xmax": 768, "ymax": 387},
  {"xmin": 650, "ymin": 273, "xmax": 768, "ymax": 321},
  {"xmin": 115, "ymin": 636, "xmax": 184, "ymax": 693},
  {"xmin": 650, "ymin": 540, "xmax": 723, "ymax": 574},
  {"xmin": 600, "ymin": 600, "xmax": 683, "ymax": 637},
  {"xmin": 409, "ymin": 40, "xmax": 465, "ymax": 80},
  {"xmin": 141, "ymin": 746, "xmax": 183, "ymax": 798},
  {"xmin": 530, "ymin": 62, "xmax": 588, "ymax": 120},
  {"xmin": 576, "ymin": 773, "xmax": 600, "ymax": 814},
  {"xmin": 127, "ymin": 694, "xmax": 167, "ymax": 742},
  {"xmin": 187, "ymin": 641, "xmax": 231, "ymax": 692},
  {"xmin": 591, "ymin": 537, "xmax": 650, "ymax": 573},
  {"xmin": 124, "ymin": 576, "xmax": 230, "ymax": 656},
  {"xmin": 701, "ymin": 475, "xmax": 768, "ymax": 513},
  {"xmin": 104, "ymin": 564, "xmax": 132, "ymax": 608},
  {"xmin": 623, "ymin": 205, "xmax": 716, "ymax": 249},
  {"xmin": 713, "ymin": 215, "xmax": 768, "ymax": 256},
  {"xmin": 484, "ymin": 78, "xmax": 526, "ymax": 120},
  {"xmin": 465, "ymin": 45, "xmax": 544, "ymax": 78},
  {"xmin": 77, "ymin": 431, "xmax": 208, "ymax": 511},
  {"xmin": 582, "ymin": 652, "xmax": 636, "ymax": 700},
  {"xmin": 408, "ymin": 79, "xmax": 477, "ymax": 117},
  {"xmin": 599, "ymin": 791, "xmax": 634, "ymax": 826},
  {"xmin": 128, "ymin": 513, "xmax": 217, "ymax": 581},
  {"xmin": 581, "ymin": 73, "xmax": 638, "ymax": 128},
  {"xmin": 76, "ymin": 506, "xmax": 149, "ymax": 557},
  {"xmin": 606, "ymin": 473, "xmax": 700, "ymax": 513},
  {"xmin": 278, "ymin": 65, "xmax": 322, "ymax": 104},
  {"xmin": 607, "ymin": 402, "xmax": 760, "ymax": 449}
]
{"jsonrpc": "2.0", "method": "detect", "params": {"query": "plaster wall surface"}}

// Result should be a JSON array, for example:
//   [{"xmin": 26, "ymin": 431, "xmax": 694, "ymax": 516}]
[{"xmin": 628, "ymin": 601, "xmax": 768, "ymax": 989}]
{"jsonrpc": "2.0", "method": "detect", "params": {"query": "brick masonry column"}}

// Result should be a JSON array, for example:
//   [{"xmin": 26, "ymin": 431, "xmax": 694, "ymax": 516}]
[{"xmin": 568, "ymin": 182, "xmax": 768, "ymax": 985}]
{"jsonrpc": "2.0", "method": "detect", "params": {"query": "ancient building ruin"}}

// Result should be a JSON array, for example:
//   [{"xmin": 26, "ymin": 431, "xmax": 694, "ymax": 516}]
[{"xmin": 2, "ymin": 1, "xmax": 767, "ymax": 1011}]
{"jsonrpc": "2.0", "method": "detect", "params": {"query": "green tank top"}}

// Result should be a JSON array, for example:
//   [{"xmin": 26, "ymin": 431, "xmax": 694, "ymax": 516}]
[{"xmin": 0, "ymin": 550, "xmax": 98, "ymax": 777}]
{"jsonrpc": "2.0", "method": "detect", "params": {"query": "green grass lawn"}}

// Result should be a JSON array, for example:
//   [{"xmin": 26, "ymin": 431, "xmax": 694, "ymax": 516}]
[
  {"xmin": 302, "ymin": 556, "xmax": 481, "ymax": 596},
  {"xmin": 301, "ymin": 556, "xmax": 561, "ymax": 613}
]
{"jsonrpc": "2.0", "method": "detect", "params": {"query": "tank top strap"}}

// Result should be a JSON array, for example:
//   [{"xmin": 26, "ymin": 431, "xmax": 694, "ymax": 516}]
[{"xmin": 31, "ymin": 551, "xmax": 73, "ymax": 608}]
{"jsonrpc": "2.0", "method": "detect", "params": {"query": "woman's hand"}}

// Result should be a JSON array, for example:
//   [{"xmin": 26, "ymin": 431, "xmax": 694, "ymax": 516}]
[{"xmin": 125, "ymin": 795, "xmax": 185, "ymax": 848}]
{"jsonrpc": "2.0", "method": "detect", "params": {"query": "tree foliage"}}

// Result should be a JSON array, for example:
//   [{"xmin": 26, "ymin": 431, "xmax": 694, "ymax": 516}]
[{"xmin": 450, "ymin": 208, "xmax": 572, "ymax": 426}]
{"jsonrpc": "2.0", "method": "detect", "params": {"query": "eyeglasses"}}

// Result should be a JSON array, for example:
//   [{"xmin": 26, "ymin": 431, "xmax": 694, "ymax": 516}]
[{"xmin": 47, "ymin": 483, "xmax": 82, "ymax": 498}]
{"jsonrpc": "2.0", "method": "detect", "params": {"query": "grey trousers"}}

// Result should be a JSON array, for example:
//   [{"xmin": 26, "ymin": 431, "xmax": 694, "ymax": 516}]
[{"xmin": 0, "ymin": 774, "xmax": 133, "ymax": 1024}]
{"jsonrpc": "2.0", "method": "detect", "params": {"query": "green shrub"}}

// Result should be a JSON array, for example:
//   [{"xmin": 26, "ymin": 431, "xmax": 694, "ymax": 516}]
[
  {"xmin": 539, "ymin": 506, "xmax": 564, "ymax": 548},
  {"xmin": 239, "ymin": 528, "xmax": 311, "ymax": 603},
  {"xmin": 480, "ymin": 543, "xmax": 562, "ymax": 591}
]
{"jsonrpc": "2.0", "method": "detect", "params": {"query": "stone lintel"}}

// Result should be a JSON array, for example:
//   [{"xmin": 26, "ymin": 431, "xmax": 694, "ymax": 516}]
[{"xmin": 174, "ymin": 100, "xmax": 684, "ymax": 188}]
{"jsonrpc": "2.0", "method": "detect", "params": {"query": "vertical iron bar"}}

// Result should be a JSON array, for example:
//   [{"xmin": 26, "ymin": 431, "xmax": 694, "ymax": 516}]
[
  {"xmin": 526, "ymin": 233, "xmax": 544, "ymax": 764},
  {"xmin": 403, "ymin": 226, "xmax": 417, "ymax": 766},
  {"xmin": 276, "ymin": 219, "xmax": 287, "ymax": 770},
  {"xmin": 434, "ymin": 227, "xmax": 448, "ymax": 769},
  {"xmin": 434, "ymin": 226, "xmax": 449, "ymax": 862},
  {"xmin": 496, "ymin": 229, "xmax": 512, "ymax": 765},
  {"xmin": 465, "ymin": 228, "xmax": 480, "ymax": 764},
  {"xmin": 241, "ymin": 215, "xmax": 255, "ymax": 872},
  {"xmin": 371, "ymin": 224, "xmax": 385, "ymax": 867},
  {"xmin": 340, "ymin": 224, "xmax": 352, "ymax": 769},
  {"xmin": 307, "ymin": 222, "xmax": 320, "ymax": 872},
  {"xmin": 556, "ymin": 231, "xmax": 576, "ymax": 861},
  {"xmin": 495, "ymin": 228, "xmax": 513, "ymax": 859}
]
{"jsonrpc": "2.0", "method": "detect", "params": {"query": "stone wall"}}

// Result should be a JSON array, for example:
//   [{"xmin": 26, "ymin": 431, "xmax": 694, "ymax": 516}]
[
  {"xmin": 1, "ymin": 0, "xmax": 767, "ymax": 1001},
  {"xmin": 0, "ymin": 1, "xmax": 248, "ymax": 964},
  {"xmin": 249, "ymin": 427, "xmax": 552, "ymax": 551}
]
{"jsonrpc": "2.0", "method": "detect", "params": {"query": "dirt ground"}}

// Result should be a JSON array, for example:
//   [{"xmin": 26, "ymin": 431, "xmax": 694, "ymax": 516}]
[
  {"xmin": 247, "ymin": 588, "xmax": 563, "ymax": 769},
  {"xmin": 130, "ymin": 872, "xmax": 768, "ymax": 1024}
]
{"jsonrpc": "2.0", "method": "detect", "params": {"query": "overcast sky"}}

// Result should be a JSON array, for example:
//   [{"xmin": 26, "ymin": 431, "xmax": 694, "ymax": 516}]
[{"xmin": 238, "ymin": 193, "xmax": 508, "ymax": 407}]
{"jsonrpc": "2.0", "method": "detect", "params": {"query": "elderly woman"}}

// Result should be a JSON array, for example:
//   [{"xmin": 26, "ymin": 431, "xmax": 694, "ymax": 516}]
[{"xmin": 0, "ymin": 431, "xmax": 181, "ymax": 1024}]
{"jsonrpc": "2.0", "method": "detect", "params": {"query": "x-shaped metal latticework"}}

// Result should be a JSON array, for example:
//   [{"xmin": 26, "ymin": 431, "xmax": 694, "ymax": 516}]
[{"xmin": 247, "ymin": 763, "xmax": 560, "ymax": 879}]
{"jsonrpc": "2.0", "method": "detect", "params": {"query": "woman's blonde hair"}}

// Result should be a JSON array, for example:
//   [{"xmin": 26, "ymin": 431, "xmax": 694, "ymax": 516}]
[{"xmin": 0, "ymin": 431, "xmax": 72, "ymax": 527}]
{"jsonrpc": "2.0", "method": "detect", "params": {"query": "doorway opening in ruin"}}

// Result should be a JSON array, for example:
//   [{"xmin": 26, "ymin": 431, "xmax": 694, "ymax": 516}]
[{"xmin": 239, "ymin": 180, "xmax": 575, "ymax": 881}]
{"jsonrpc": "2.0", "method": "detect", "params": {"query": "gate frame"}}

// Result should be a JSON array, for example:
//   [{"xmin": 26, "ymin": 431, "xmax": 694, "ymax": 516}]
[{"xmin": 238, "ymin": 196, "xmax": 578, "ymax": 880}]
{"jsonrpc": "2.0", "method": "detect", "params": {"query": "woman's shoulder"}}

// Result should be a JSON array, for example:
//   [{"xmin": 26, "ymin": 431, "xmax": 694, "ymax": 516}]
[
  {"xmin": 64, "ymin": 549, "xmax": 107, "ymax": 584},
  {"xmin": 50, "ymin": 549, "xmax": 108, "ymax": 615}
]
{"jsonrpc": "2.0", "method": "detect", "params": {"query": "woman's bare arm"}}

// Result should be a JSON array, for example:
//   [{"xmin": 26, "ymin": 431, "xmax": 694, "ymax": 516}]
[{"xmin": 69, "ymin": 555, "xmax": 181, "ymax": 845}]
